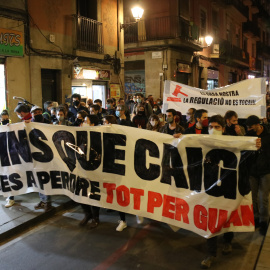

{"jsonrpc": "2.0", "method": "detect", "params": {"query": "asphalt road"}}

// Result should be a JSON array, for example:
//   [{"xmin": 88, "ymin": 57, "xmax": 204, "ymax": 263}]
[{"xmin": 0, "ymin": 206, "xmax": 265, "ymax": 270}]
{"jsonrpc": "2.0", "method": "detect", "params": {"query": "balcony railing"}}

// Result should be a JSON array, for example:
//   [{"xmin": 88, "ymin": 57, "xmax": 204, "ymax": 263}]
[
  {"xmin": 225, "ymin": 0, "xmax": 249, "ymax": 18},
  {"xmin": 256, "ymin": 41, "xmax": 270, "ymax": 58},
  {"xmin": 124, "ymin": 16, "xmax": 200, "ymax": 45},
  {"xmin": 75, "ymin": 15, "xmax": 103, "ymax": 54},
  {"xmin": 216, "ymin": 39, "xmax": 249, "ymax": 65},
  {"xmin": 243, "ymin": 20, "xmax": 260, "ymax": 38}
]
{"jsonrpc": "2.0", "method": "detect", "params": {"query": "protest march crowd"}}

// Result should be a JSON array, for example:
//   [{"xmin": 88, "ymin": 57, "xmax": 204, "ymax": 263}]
[{"xmin": 1, "ymin": 89, "xmax": 270, "ymax": 269}]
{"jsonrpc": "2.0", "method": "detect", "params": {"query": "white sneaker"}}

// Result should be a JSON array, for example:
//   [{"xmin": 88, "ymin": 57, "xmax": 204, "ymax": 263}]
[
  {"xmin": 136, "ymin": 215, "xmax": 144, "ymax": 224},
  {"xmin": 5, "ymin": 198, "xmax": 15, "ymax": 208},
  {"xmin": 116, "ymin": 220, "xmax": 127, "ymax": 232}
]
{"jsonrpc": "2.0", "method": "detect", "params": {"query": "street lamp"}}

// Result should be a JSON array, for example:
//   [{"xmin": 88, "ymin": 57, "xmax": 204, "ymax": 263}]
[
  {"xmin": 120, "ymin": 3, "xmax": 144, "ymax": 31},
  {"xmin": 131, "ymin": 6, "xmax": 144, "ymax": 21},
  {"xmin": 205, "ymin": 35, "xmax": 213, "ymax": 47}
]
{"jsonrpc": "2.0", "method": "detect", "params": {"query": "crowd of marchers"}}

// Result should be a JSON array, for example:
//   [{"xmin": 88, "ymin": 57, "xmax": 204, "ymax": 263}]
[{"xmin": 1, "ymin": 91, "xmax": 270, "ymax": 269}]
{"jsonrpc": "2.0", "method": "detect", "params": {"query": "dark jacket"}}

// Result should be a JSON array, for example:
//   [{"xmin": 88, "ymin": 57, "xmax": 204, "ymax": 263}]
[
  {"xmin": 184, "ymin": 124, "xmax": 208, "ymax": 134},
  {"xmin": 248, "ymin": 125, "xmax": 270, "ymax": 177},
  {"xmin": 69, "ymin": 105, "xmax": 89, "ymax": 122},
  {"xmin": 159, "ymin": 123, "xmax": 185, "ymax": 135}
]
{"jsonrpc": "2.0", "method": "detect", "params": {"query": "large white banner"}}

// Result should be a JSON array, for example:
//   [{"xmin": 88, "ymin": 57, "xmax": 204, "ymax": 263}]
[
  {"xmin": 162, "ymin": 78, "xmax": 266, "ymax": 118},
  {"xmin": 0, "ymin": 122, "xmax": 257, "ymax": 238}
]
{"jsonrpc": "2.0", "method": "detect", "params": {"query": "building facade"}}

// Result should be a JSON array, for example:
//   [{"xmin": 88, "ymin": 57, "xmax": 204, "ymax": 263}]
[
  {"xmin": 123, "ymin": 0, "xmax": 270, "ymax": 99},
  {"xmin": 0, "ymin": 0, "xmax": 124, "ymax": 123}
]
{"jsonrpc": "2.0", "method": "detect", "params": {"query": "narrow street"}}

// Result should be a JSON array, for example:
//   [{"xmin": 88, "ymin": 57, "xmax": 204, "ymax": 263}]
[{"xmin": 0, "ymin": 205, "xmax": 265, "ymax": 270}]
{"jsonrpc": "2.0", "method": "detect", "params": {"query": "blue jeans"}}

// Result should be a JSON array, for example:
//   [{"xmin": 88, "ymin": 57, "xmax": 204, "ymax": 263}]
[
  {"xmin": 249, "ymin": 173, "xmax": 270, "ymax": 223},
  {"xmin": 39, "ymin": 193, "xmax": 51, "ymax": 203}
]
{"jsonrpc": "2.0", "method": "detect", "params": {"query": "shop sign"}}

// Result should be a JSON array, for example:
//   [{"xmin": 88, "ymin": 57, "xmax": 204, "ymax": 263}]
[
  {"xmin": 74, "ymin": 68, "xmax": 110, "ymax": 80},
  {"xmin": 177, "ymin": 63, "xmax": 191, "ymax": 73},
  {"xmin": 0, "ymin": 28, "xmax": 24, "ymax": 57},
  {"xmin": 110, "ymin": 83, "xmax": 121, "ymax": 99}
]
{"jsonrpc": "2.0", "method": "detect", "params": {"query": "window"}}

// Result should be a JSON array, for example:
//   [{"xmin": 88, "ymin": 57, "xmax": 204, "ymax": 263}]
[
  {"xmin": 252, "ymin": 43, "xmax": 256, "ymax": 58},
  {"xmin": 200, "ymin": 9, "xmax": 206, "ymax": 37},
  {"xmin": 212, "ymin": 9, "xmax": 218, "ymax": 27},
  {"xmin": 77, "ymin": 0, "xmax": 97, "ymax": 20},
  {"xmin": 243, "ymin": 36, "xmax": 248, "ymax": 51},
  {"xmin": 179, "ymin": 0, "xmax": 190, "ymax": 20}
]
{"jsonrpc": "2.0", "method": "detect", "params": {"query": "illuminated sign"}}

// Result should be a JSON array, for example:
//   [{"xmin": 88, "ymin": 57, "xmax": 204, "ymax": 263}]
[{"xmin": 74, "ymin": 68, "xmax": 110, "ymax": 80}]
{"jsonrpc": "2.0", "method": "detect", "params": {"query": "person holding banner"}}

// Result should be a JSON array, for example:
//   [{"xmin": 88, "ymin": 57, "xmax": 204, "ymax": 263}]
[
  {"xmin": 224, "ymin": 111, "xmax": 245, "ymax": 136},
  {"xmin": 5, "ymin": 104, "xmax": 33, "ymax": 208},
  {"xmin": 201, "ymin": 115, "xmax": 262, "ymax": 269},
  {"xmin": 79, "ymin": 114, "xmax": 101, "ymax": 228},
  {"xmin": 185, "ymin": 109, "xmax": 209, "ymax": 135},
  {"xmin": 246, "ymin": 115, "xmax": 270, "ymax": 236},
  {"xmin": 201, "ymin": 115, "xmax": 234, "ymax": 269},
  {"xmin": 159, "ymin": 109, "xmax": 185, "ymax": 138}
]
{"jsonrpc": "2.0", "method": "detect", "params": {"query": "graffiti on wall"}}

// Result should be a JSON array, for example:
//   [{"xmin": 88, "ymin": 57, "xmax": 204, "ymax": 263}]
[{"xmin": 125, "ymin": 70, "xmax": 145, "ymax": 96}]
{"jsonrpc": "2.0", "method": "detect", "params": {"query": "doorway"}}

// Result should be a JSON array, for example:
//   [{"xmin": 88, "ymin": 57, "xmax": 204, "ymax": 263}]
[
  {"xmin": 0, "ymin": 63, "xmax": 6, "ymax": 112},
  {"xmin": 92, "ymin": 81, "xmax": 107, "ymax": 108},
  {"xmin": 41, "ymin": 69, "xmax": 61, "ymax": 105}
]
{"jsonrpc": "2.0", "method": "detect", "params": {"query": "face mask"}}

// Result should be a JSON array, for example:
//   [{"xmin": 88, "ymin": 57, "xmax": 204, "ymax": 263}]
[
  {"xmin": 82, "ymin": 123, "xmax": 89, "ymax": 127},
  {"xmin": 228, "ymin": 123, "xmax": 235, "ymax": 129},
  {"xmin": 77, "ymin": 119, "xmax": 83, "ymax": 124},
  {"xmin": 186, "ymin": 115, "xmax": 190, "ymax": 121},
  {"xmin": 159, "ymin": 118, "xmax": 163, "ymax": 122},
  {"xmin": 150, "ymin": 120, "xmax": 157, "ymax": 127},
  {"xmin": 138, "ymin": 111, "xmax": 145, "ymax": 116},
  {"xmin": 115, "ymin": 111, "xmax": 121, "ymax": 117},
  {"xmin": 246, "ymin": 129, "xmax": 257, "ymax": 136},
  {"xmin": 157, "ymin": 102, "xmax": 161, "ymax": 105},
  {"xmin": 1, "ymin": 119, "xmax": 9, "ymax": 125},
  {"xmin": 17, "ymin": 114, "xmax": 23, "ymax": 119},
  {"xmin": 73, "ymin": 100, "xmax": 80, "ymax": 107},
  {"xmin": 209, "ymin": 129, "xmax": 223, "ymax": 135},
  {"xmin": 202, "ymin": 119, "xmax": 209, "ymax": 127},
  {"xmin": 107, "ymin": 104, "xmax": 111, "ymax": 109},
  {"xmin": 57, "ymin": 116, "xmax": 64, "ymax": 122},
  {"xmin": 167, "ymin": 117, "xmax": 174, "ymax": 123},
  {"xmin": 137, "ymin": 98, "xmax": 142, "ymax": 103},
  {"xmin": 153, "ymin": 108, "xmax": 157, "ymax": 112},
  {"xmin": 34, "ymin": 114, "xmax": 44, "ymax": 122}
]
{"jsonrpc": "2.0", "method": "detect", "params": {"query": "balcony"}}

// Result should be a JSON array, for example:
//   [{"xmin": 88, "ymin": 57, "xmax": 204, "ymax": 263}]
[
  {"xmin": 211, "ymin": 0, "xmax": 248, "ymax": 21},
  {"xmin": 252, "ymin": 0, "xmax": 270, "ymax": 19},
  {"xmin": 256, "ymin": 41, "xmax": 270, "ymax": 59},
  {"xmin": 243, "ymin": 21, "xmax": 260, "ymax": 40},
  {"xmin": 124, "ymin": 16, "xmax": 202, "ymax": 52},
  {"xmin": 210, "ymin": 39, "xmax": 249, "ymax": 67},
  {"xmin": 75, "ymin": 15, "xmax": 103, "ymax": 54}
]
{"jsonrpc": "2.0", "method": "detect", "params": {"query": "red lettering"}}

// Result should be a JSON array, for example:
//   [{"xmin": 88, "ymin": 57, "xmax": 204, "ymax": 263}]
[
  {"xmin": 175, "ymin": 198, "xmax": 189, "ymax": 224},
  {"xmin": 241, "ymin": 205, "xmax": 254, "ymax": 226},
  {"xmin": 224, "ymin": 209, "xmax": 242, "ymax": 228},
  {"xmin": 162, "ymin": 195, "xmax": 175, "ymax": 219},
  {"xmin": 103, "ymin": 183, "xmax": 116, "ymax": 203},
  {"xmin": 116, "ymin": 185, "xmax": 130, "ymax": 207},
  {"xmin": 194, "ymin": 205, "xmax": 207, "ymax": 231},
  {"xmin": 130, "ymin": 188, "xmax": 144, "ymax": 210},
  {"xmin": 147, "ymin": 191, "xmax": 163, "ymax": 213},
  {"xmin": 208, "ymin": 208, "xmax": 228, "ymax": 233}
]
